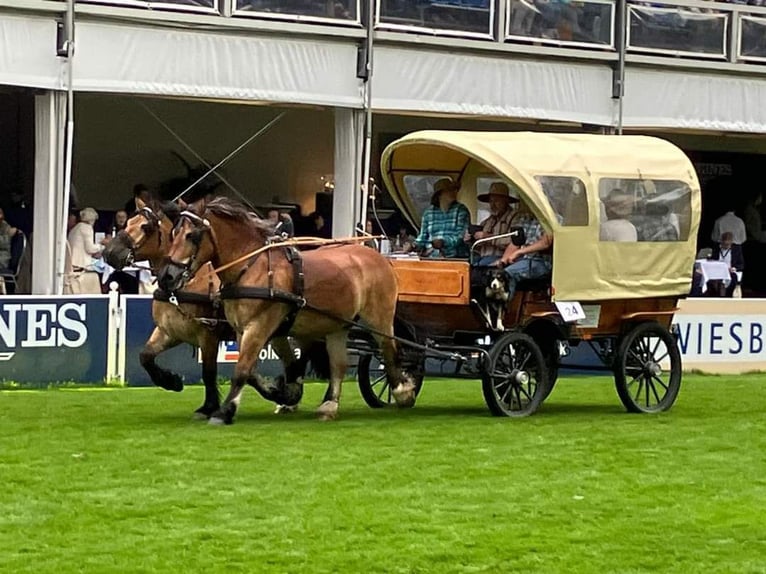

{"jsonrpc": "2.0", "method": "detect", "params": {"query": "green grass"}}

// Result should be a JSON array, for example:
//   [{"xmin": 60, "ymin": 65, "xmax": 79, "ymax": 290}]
[{"xmin": 2, "ymin": 375, "xmax": 766, "ymax": 574}]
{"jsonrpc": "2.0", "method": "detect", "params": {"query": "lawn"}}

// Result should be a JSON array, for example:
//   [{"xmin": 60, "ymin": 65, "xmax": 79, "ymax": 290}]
[{"xmin": 1, "ymin": 375, "xmax": 765, "ymax": 574}]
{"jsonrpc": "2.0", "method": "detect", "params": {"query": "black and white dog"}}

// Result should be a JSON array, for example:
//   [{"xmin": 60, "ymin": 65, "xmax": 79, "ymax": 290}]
[{"xmin": 470, "ymin": 268, "xmax": 511, "ymax": 332}]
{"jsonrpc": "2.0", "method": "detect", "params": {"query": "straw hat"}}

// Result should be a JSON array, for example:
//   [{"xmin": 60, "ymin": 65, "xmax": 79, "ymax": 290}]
[{"xmin": 477, "ymin": 182, "xmax": 519, "ymax": 203}]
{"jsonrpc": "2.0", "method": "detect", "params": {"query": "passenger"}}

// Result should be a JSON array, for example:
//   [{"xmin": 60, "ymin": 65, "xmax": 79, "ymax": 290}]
[
  {"xmin": 409, "ymin": 178, "xmax": 470, "ymax": 258},
  {"xmin": 600, "ymin": 188, "xmax": 637, "ymax": 242},
  {"xmin": 493, "ymin": 198, "xmax": 553, "ymax": 301},
  {"xmin": 465, "ymin": 181, "xmax": 519, "ymax": 266}
]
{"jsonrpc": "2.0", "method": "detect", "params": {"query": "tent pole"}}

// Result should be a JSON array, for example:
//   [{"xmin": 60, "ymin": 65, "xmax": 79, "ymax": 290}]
[
  {"xmin": 359, "ymin": 0, "xmax": 375, "ymax": 230},
  {"xmin": 57, "ymin": 0, "xmax": 75, "ymax": 294}
]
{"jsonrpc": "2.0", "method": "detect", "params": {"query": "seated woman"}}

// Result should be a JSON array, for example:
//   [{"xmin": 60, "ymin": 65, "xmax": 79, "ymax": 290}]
[{"xmin": 408, "ymin": 178, "xmax": 470, "ymax": 258}]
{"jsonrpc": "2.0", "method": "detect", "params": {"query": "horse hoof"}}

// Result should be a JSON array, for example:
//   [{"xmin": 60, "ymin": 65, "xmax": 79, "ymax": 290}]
[
  {"xmin": 192, "ymin": 411, "xmax": 209, "ymax": 421},
  {"xmin": 274, "ymin": 404, "xmax": 298, "ymax": 415},
  {"xmin": 156, "ymin": 373, "xmax": 184, "ymax": 393},
  {"xmin": 316, "ymin": 400, "xmax": 338, "ymax": 421},
  {"xmin": 393, "ymin": 384, "xmax": 417, "ymax": 408},
  {"xmin": 208, "ymin": 417, "xmax": 226, "ymax": 426}
]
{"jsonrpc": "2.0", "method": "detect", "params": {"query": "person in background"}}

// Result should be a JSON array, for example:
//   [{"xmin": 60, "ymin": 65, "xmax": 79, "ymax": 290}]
[
  {"xmin": 0, "ymin": 207, "xmax": 20, "ymax": 273},
  {"xmin": 110, "ymin": 209, "xmax": 129, "ymax": 237},
  {"xmin": 711, "ymin": 205, "xmax": 746, "ymax": 246},
  {"xmin": 66, "ymin": 207, "xmax": 108, "ymax": 294},
  {"xmin": 391, "ymin": 224, "xmax": 416, "ymax": 253},
  {"xmin": 465, "ymin": 181, "xmax": 518, "ymax": 265},
  {"xmin": 409, "ymin": 178, "xmax": 470, "ymax": 258},
  {"xmin": 124, "ymin": 183, "xmax": 152, "ymax": 215},
  {"xmin": 67, "ymin": 209, "xmax": 79, "ymax": 233},
  {"xmin": 310, "ymin": 211, "xmax": 331, "ymax": 239},
  {"xmin": 712, "ymin": 231, "xmax": 744, "ymax": 297}
]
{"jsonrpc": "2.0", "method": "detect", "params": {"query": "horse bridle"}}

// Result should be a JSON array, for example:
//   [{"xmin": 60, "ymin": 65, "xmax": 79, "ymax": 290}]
[
  {"xmin": 124, "ymin": 206, "xmax": 164, "ymax": 265},
  {"xmin": 167, "ymin": 209, "xmax": 215, "ymax": 280}
]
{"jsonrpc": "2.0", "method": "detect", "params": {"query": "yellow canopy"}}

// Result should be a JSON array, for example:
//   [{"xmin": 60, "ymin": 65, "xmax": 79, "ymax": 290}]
[{"xmin": 381, "ymin": 130, "xmax": 701, "ymax": 302}]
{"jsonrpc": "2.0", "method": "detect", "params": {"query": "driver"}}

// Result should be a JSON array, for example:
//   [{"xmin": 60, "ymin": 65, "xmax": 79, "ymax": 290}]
[
  {"xmin": 494, "ymin": 198, "xmax": 553, "ymax": 301},
  {"xmin": 464, "ymin": 181, "xmax": 518, "ymax": 266},
  {"xmin": 409, "ymin": 178, "xmax": 470, "ymax": 258}
]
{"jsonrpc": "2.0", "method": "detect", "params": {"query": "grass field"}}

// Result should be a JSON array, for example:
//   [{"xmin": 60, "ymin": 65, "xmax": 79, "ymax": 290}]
[{"xmin": 2, "ymin": 374, "xmax": 766, "ymax": 574}]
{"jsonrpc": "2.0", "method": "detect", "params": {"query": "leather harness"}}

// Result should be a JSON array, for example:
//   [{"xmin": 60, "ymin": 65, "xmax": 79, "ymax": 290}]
[{"xmin": 218, "ymin": 244, "xmax": 306, "ymax": 337}]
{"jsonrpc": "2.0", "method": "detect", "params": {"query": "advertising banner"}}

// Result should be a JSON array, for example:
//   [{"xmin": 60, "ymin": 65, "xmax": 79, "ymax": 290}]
[
  {"xmin": 0, "ymin": 295, "xmax": 110, "ymax": 384},
  {"xmin": 120, "ymin": 295, "xmax": 283, "ymax": 387}
]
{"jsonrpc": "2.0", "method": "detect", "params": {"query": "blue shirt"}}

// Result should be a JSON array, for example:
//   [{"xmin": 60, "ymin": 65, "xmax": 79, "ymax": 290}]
[{"xmin": 414, "ymin": 201, "xmax": 471, "ymax": 258}]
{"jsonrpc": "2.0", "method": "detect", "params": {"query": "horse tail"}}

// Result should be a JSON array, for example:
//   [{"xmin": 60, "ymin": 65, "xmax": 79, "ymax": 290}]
[{"xmin": 304, "ymin": 341, "xmax": 331, "ymax": 380}]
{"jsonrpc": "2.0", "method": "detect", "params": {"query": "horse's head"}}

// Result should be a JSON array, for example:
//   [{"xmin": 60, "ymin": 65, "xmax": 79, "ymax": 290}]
[
  {"xmin": 158, "ymin": 203, "xmax": 216, "ymax": 292},
  {"xmin": 158, "ymin": 197, "xmax": 273, "ymax": 292},
  {"xmin": 103, "ymin": 198, "xmax": 177, "ymax": 269}
]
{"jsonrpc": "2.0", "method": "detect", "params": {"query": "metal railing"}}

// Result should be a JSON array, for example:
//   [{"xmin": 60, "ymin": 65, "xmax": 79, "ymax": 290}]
[
  {"xmin": 54, "ymin": 0, "xmax": 766, "ymax": 65},
  {"xmin": 375, "ymin": 0, "xmax": 495, "ymax": 39},
  {"xmin": 504, "ymin": 0, "xmax": 615, "ymax": 50}
]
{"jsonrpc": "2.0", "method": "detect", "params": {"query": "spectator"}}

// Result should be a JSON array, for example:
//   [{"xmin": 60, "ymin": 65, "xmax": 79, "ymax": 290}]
[
  {"xmin": 712, "ymin": 231, "xmax": 744, "ymax": 297},
  {"xmin": 410, "ymin": 178, "xmax": 470, "ymax": 258},
  {"xmin": 66, "ymin": 207, "xmax": 108, "ymax": 294},
  {"xmin": 310, "ymin": 211, "xmax": 331, "ymax": 239},
  {"xmin": 391, "ymin": 224, "xmax": 416, "ymax": 253},
  {"xmin": 0, "ymin": 207, "xmax": 20, "ymax": 273},
  {"xmin": 466, "ymin": 181, "xmax": 519, "ymax": 265},
  {"xmin": 124, "ymin": 183, "xmax": 152, "ymax": 216},
  {"xmin": 743, "ymin": 192, "xmax": 766, "ymax": 243},
  {"xmin": 711, "ymin": 206, "xmax": 746, "ymax": 246},
  {"xmin": 110, "ymin": 209, "xmax": 129, "ymax": 237}
]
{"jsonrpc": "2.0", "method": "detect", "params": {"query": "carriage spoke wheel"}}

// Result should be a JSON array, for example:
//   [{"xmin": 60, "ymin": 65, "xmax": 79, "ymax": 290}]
[
  {"xmin": 482, "ymin": 332, "xmax": 548, "ymax": 417},
  {"xmin": 357, "ymin": 353, "xmax": 423, "ymax": 408},
  {"xmin": 614, "ymin": 322, "xmax": 682, "ymax": 413}
]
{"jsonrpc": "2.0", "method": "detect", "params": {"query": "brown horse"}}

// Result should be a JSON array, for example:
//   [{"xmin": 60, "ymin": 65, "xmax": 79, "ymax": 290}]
[
  {"xmin": 103, "ymin": 198, "xmax": 229, "ymax": 418},
  {"xmin": 158, "ymin": 197, "xmax": 417, "ymax": 425}
]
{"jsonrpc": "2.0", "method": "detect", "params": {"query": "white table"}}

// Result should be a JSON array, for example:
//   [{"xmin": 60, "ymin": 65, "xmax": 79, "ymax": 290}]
[{"xmin": 695, "ymin": 259, "xmax": 731, "ymax": 293}]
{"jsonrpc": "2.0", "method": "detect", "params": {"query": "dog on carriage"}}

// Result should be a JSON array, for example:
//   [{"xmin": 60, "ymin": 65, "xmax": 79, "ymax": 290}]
[{"xmin": 470, "ymin": 226, "xmax": 526, "ymax": 332}]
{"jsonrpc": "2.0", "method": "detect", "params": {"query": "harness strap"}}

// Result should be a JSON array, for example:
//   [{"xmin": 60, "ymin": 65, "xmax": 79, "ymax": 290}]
[{"xmin": 153, "ymin": 289, "xmax": 214, "ymax": 305}]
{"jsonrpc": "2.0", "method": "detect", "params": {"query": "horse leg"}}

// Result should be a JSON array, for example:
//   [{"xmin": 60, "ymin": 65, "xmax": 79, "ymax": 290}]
[
  {"xmin": 316, "ymin": 331, "xmax": 348, "ymax": 421},
  {"xmin": 140, "ymin": 327, "xmax": 184, "ymax": 392},
  {"xmin": 194, "ymin": 333, "xmax": 221, "ymax": 419},
  {"xmin": 271, "ymin": 337, "xmax": 305, "ymax": 414},
  {"xmin": 377, "ymin": 330, "xmax": 417, "ymax": 409},
  {"xmin": 209, "ymin": 327, "xmax": 269, "ymax": 426}
]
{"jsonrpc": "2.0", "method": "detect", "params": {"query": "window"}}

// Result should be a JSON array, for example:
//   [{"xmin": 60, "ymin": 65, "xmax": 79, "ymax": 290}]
[
  {"xmin": 402, "ymin": 174, "xmax": 456, "ymax": 219},
  {"xmin": 535, "ymin": 176, "xmax": 589, "ymax": 226},
  {"xmin": 599, "ymin": 178, "xmax": 691, "ymax": 242}
]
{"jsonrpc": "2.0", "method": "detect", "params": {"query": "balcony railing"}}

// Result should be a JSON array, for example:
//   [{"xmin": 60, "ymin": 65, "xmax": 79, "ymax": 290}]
[
  {"xmin": 375, "ymin": 0, "xmax": 495, "ymax": 39},
  {"xmin": 628, "ymin": 3, "xmax": 728, "ymax": 59},
  {"xmin": 233, "ymin": 0, "xmax": 361, "ymax": 24},
  {"xmin": 505, "ymin": 0, "xmax": 615, "ymax": 50},
  {"xmin": 77, "ymin": 0, "xmax": 221, "ymax": 13},
  {"xmin": 739, "ymin": 14, "xmax": 766, "ymax": 61},
  {"xmin": 57, "ymin": 0, "xmax": 766, "ymax": 66}
]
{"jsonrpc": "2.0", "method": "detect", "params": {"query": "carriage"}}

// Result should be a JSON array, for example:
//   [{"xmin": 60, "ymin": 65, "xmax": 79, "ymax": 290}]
[{"xmin": 354, "ymin": 130, "xmax": 701, "ymax": 417}]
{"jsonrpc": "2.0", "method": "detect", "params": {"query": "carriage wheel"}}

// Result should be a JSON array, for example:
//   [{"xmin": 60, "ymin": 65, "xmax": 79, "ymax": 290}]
[
  {"xmin": 482, "ymin": 332, "xmax": 549, "ymax": 417},
  {"xmin": 357, "ymin": 353, "xmax": 424, "ymax": 408},
  {"xmin": 614, "ymin": 322, "xmax": 682, "ymax": 413}
]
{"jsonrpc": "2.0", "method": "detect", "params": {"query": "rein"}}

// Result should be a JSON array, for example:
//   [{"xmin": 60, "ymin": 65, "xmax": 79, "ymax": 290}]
[{"xmin": 210, "ymin": 234, "xmax": 386, "ymax": 276}]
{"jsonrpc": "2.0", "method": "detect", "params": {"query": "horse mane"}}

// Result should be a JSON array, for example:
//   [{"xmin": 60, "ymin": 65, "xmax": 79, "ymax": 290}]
[
  {"xmin": 205, "ymin": 197, "xmax": 274, "ymax": 235},
  {"xmin": 158, "ymin": 200, "xmax": 181, "ymax": 224}
]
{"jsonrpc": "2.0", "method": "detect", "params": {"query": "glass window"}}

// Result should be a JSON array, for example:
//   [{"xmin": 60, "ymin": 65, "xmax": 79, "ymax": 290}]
[
  {"xmin": 599, "ymin": 178, "xmax": 691, "ymax": 242},
  {"xmin": 402, "ymin": 174, "xmax": 456, "ymax": 219},
  {"xmin": 535, "ymin": 176, "xmax": 589, "ymax": 226}
]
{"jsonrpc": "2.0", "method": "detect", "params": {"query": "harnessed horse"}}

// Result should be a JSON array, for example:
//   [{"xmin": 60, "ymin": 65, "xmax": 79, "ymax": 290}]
[
  {"xmin": 158, "ymin": 197, "xmax": 417, "ymax": 425},
  {"xmin": 103, "ymin": 199, "xmax": 232, "ymax": 418}
]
